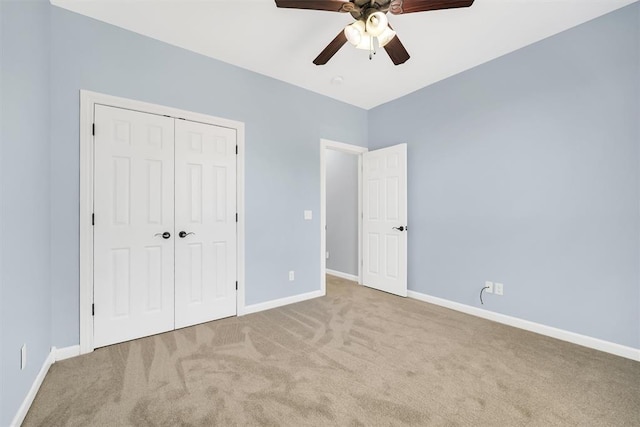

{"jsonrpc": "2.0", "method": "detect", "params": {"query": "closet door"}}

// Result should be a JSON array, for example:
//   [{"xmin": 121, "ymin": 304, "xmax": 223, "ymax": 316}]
[
  {"xmin": 174, "ymin": 120, "xmax": 237, "ymax": 328},
  {"xmin": 93, "ymin": 105, "xmax": 175, "ymax": 348}
]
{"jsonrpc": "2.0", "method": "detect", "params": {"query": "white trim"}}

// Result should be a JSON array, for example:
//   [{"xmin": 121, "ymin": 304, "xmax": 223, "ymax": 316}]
[
  {"xmin": 241, "ymin": 290, "xmax": 325, "ymax": 316},
  {"xmin": 236, "ymin": 126, "xmax": 246, "ymax": 317},
  {"xmin": 80, "ymin": 90, "xmax": 246, "ymax": 354},
  {"xmin": 357, "ymin": 154, "xmax": 363, "ymax": 284},
  {"xmin": 11, "ymin": 351, "xmax": 55, "ymax": 427},
  {"xmin": 326, "ymin": 269, "xmax": 359, "ymax": 282},
  {"xmin": 79, "ymin": 90, "xmax": 94, "ymax": 355},
  {"xmin": 320, "ymin": 138, "xmax": 367, "ymax": 295},
  {"xmin": 408, "ymin": 290, "xmax": 640, "ymax": 362},
  {"xmin": 53, "ymin": 345, "xmax": 81, "ymax": 362}
]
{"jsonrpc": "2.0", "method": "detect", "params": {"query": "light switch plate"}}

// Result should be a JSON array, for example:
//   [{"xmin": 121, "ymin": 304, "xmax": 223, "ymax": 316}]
[{"xmin": 304, "ymin": 210, "xmax": 312, "ymax": 220}]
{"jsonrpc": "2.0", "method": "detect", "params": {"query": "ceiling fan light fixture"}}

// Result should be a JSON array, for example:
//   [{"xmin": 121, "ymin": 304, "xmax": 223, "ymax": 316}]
[
  {"xmin": 377, "ymin": 26, "xmax": 397, "ymax": 48},
  {"xmin": 366, "ymin": 11, "xmax": 388, "ymax": 37},
  {"xmin": 344, "ymin": 20, "xmax": 365, "ymax": 46}
]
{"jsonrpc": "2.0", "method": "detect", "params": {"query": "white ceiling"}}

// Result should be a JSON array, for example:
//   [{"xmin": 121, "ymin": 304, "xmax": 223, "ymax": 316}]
[{"xmin": 51, "ymin": 0, "xmax": 636, "ymax": 109}]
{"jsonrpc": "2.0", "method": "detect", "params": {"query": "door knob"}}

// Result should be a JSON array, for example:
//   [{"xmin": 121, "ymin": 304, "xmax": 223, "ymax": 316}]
[
  {"xmin": 154, "ymin": 232, "xmax": 171, "ymax": 239},
  {"xmin": 179, "ymin": 231, "xmax": 195, "ymax": 238},
  {"xmin": 392, "ymin": 226, "xmax": 407, "ymax": 232}
]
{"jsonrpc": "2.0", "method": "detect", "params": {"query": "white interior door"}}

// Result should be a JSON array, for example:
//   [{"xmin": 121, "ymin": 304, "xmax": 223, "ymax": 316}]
[
  {"xmin": 93, "ymin": 105, "xmax": 175, "ymax": 348},
  {"xmin": 362, "ymin": 143, "xmax": 408, "ymax": 297},
  {"xmin": 174, "ymin": 119, "xmax": 237, "ymax": 329}
]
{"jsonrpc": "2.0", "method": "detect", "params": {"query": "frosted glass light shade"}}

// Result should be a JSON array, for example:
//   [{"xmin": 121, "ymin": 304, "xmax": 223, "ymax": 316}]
[
  {"xmin": 344, "ymin": 20, "xmax": 365, "ymax": 46},
  {"xmin": 377, "ymin": 26, "xmax": 397, "ymax": 47},
  {"xmin": 355, "ymin": 33, "xmax": 373, "ymax": 50},
  {"xmin": 366, "ymin": 11, "xmax": 388, "ymax": 37}
]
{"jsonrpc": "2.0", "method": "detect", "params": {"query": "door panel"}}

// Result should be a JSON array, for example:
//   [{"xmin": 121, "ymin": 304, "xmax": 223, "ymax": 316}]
[
  {"xmin": 175, "ymin": 120, "xmax": 237, "ymax": 329},
  {"xmin": 363, "ymin": 144, "xmax": 407, "ymax": 297},
  {"xmin": 187, "ymin": 243, "xmax": 204, "ymax": 303},
  {"xmin": 94, "ymin": 105, "xmax": 175, "ymax": 348}
]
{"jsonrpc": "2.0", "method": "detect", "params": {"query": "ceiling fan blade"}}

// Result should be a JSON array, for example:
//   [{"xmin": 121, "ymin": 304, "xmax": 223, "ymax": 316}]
[
  {"xmin": 389, "ymin": 0, "xmax": 474, "ymax": 14},
  {"xmin": 384, "ymin": 34, "xmax": 410, "ymax": 65},
  {"xmin": 275, "ymin": 0, "xmax": 354, "ymax": 12},
  {"xmin": 313, "ymin": 30, "xmax": 348, "ymax": 65}
]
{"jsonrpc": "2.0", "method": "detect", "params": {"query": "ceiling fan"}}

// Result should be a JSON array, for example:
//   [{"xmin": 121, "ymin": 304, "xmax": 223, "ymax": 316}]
[{"xmin": 275, "ymin": 0, "xmax": 474, "ymax": 66}]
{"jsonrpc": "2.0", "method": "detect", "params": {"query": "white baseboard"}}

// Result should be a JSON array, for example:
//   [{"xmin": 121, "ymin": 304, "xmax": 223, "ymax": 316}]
[
  {"xmin": 10, "ymin": 344, "xmax": 82, "ymax": 426},
  {"xmin": 326, "ymin": 269, "xmax": 359, "ymax": 282},
  {"xmin": 408, "ymin": 290, "xmax": 640, "ymax": 362},
  {"xmin": 240, "ymin": 289, "xmax": 325, "ymax": 316},
  {"xmin": 53, "ymin": 345, "xmax": 80, "ymax": 362},
  {"xmin": 11, "ymin": 350, "xmax": 55, "ymax": 427}
]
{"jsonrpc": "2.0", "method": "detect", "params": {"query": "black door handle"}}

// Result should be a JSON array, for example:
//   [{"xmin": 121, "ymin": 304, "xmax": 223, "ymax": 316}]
[
  {"xmin": 179, "ymin": 231, "xmax": 195, "ymax": 238},
  {"xmin": 392, "ymin": 226, "xmax": 407, "ymax": 232},
  {"xmin": 154, "ymin": 232, "xmax": 171, "ymax": 239}
]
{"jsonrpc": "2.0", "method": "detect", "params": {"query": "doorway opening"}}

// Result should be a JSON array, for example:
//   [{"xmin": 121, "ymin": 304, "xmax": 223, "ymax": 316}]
[{"xmin": 320, "ymin": 139, "xmax": 367, "ymax": 294}]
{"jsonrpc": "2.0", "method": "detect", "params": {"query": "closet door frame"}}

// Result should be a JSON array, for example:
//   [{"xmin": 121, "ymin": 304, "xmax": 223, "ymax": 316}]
[{"xmin": 79, "ymin": 90, "xmax": 246, "ymax": 355}]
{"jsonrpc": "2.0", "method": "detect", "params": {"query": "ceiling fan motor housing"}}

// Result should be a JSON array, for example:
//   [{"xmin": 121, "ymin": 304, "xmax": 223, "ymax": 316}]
[{"xmin": 349, "ymin": 1, "xmax": 392, "ymax": 20}]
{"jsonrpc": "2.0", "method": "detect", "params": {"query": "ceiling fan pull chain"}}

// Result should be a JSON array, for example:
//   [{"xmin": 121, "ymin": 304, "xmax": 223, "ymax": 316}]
[{"xmin": 369, "ymin": 36, "xmax": 374, "ymax": 60}]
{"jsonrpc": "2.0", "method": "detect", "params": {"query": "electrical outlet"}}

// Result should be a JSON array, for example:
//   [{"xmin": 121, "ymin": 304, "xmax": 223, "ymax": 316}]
[
  {"xmin": 326, "ymin": 251, "xmax": 330, "ymax": 259},
  {"xmin": 495, "ymin": 282, "xmax": 504, "ymax": 295},
  {"xmin": 289, "ymin": 271, "xmax": 295, "ymax": 281},
  {"xmin": 485, "ymin": 281, "xmax": 493, "ymax": 293},
  {"xmin": 21, "ymin": 344, "xmax": 27, "ymax": 370},
  {"xmin": 304, "ymin": 210, "xmax": 312, "ymax": 220}
]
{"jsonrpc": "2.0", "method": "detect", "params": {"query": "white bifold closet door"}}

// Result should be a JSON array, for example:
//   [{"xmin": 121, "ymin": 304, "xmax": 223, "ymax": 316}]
[
  {"xmin": 174, "ymin": 119, "xmax": 237, "ymax": 329},
  {"xmin": 93, "ymin": 105, "xmax": 237, "ymax": 348},
  {"xmin": 93, "ymin": 105, "xmax": 176, "ymax": 348}
]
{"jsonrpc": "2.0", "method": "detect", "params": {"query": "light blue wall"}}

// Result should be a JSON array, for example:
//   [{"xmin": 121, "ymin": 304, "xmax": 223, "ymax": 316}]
[
  {"xmin": 326, "ymin": 150, "xmax": 359, "ymax": 276},
  {"xmin": 0, "ymin": 0, "xmax": 52, "ymax": 425},
  {"xmin": 49, "ymin": 6, "xmax": 368, "ymax": 347},
  {"xmin": 368, "ymin": 3, "xmax": 640, "ymax": 348}
]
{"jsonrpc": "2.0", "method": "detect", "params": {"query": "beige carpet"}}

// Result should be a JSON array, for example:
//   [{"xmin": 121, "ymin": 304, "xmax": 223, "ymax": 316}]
[{"xmin": 25, "ymin": 276, "xmax": 640, "ymax": 426}]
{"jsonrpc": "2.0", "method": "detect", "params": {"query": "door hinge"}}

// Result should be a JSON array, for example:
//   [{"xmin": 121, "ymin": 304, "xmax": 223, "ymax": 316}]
[
  {"xmin": 92, "ymin": 123, "xmax": 95, "ymax": 136},
  {"xmin": 92, "ymin": 304, "xmax": 95, "ymax": 316},
  {"xmin": 92, "ymin": 213, "xmax": 95, "ymax": 226},
  {"xmin": 235, "ymin": 145, "xmax": 238, "ymax": 155},
  {"xmin": 235, "ymin": 281, "xmax": 238, "ymax": 290},
  {"xmin": 236, "ymin": 213, "xmax": 238, "ymax": 222}
]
